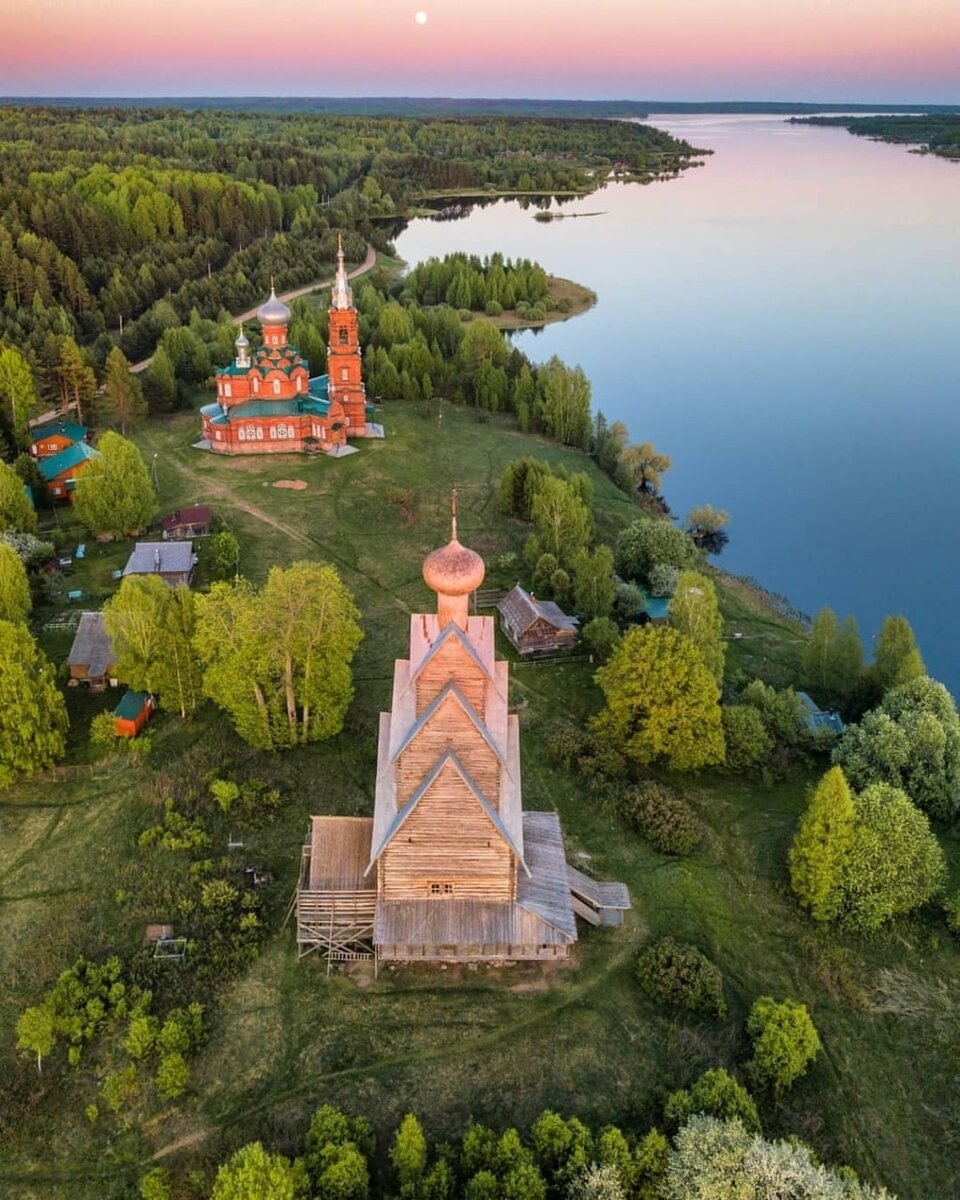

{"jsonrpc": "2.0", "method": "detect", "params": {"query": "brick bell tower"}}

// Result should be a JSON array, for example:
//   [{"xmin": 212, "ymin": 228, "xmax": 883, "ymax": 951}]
[{"xmin": 327, "ymin": 234, "xmax": 367, "ymax": 437}]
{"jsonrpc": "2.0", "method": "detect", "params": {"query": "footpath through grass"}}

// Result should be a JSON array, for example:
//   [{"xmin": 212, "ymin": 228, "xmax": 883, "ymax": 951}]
[{"xmin": 1, "ymin": 402, "xmax": 958, "ymax": 1198}]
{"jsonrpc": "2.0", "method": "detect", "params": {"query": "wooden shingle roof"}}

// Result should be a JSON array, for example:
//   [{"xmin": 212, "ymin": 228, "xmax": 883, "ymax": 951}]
[{"xmin": 498, "ymin": 584, "xmax": 579, "ymax": 635}]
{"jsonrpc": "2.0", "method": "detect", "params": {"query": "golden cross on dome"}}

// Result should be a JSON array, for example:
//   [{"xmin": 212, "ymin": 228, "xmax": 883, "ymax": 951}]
[{"xmin": 451, "ymin": 487, "xmax": 458, "ymax": 541}]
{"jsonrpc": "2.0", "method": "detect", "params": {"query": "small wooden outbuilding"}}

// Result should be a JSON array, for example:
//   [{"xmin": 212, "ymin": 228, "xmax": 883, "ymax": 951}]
[
  {"xmin": 498, "ymin": 584, "xmax": 579, "ymax": 656},
  {"xmin": 67, "ymin": 611, "xmax": 117, "ymax": 689},
  {"xmin": 113, "ymin": 690, "xmax": 154, "ymax": 737},
  {"xmin": 161, "ymin": 506, "xmax": 212, "ymax": 540},
  {"xmin": 30, "ymin": 419, "xmax": 88, "ymax": 459},
  {"xmin": 123, "ymin": 541, "xmax": 195, "ymax": 587}
]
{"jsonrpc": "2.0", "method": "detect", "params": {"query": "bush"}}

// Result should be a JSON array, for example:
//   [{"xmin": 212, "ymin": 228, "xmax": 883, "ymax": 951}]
[
  {"xmin": 484, "ymin": 300, "xmax": 504, "ymax": 316},
  {"xmin": 635, "ymin": 938, "xmax": 726, "ymax": 1019},
  {"xmin": 721, "ymin": 705, "xmax": 773, "ymax": 773},
  {"xmin": 582, "ymin": 617, "xmax": 620, "ymax": 663},
  {"xmin": 647, "ymin": 563, "xmax": 680, "ymax": 599},
  {"xmin": 621, "ymin": 782, "xmax": 702, "ymax": 856},
  {"xmin": 544, "ymin": 724, "xmax": 592, "ymax": 770},
  {"xmin": 746, "ymin": 996, "xmax": 821, "ymax": 1094},
  {"xmin": 664, "ymin": 1068, "xmax": 761, "ymax": 1133},
  {"xmin": 944, "ymin": 891, "xmax": 960, "ymax": 938}
]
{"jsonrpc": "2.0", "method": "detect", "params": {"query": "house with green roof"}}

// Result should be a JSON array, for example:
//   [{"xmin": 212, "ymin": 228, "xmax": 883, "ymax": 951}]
[
  {"xmin": 36, "ymin": 441, "xmax": 100, "ymax": 502},
  {"xmin": 30, "ymin": 419, "xmax": 88, "ymax": 460}
]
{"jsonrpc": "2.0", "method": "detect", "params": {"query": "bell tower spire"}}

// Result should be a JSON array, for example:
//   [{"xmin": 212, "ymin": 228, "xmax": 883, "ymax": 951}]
[{"xmin": 331, "ymin": 232, "xmax": 353, "ymax": 310}]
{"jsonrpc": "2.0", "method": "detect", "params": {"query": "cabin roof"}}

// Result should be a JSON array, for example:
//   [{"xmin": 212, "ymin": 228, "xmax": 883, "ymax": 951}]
[
  {"xmin": 498, "ymin": 584, "xmax": 579, "ymax": 635},
  {"xmin": 374, "ymin": 896, "xmax": 573, "ymax": 947},
  {"xmin": 67, "ymin": 611, "xmax": 115, "ymax": 675},
  {"xmin": 123, "ymin": 541, "xmax": 194, "ymax": 577},
  {"xmin": 36, "ymin": 441, "xmax": 99, "ymax": 482},
  {"xmin": 796, "ymin": 691, "xmax": 845, "ymax": 734},
  {"xmin": 367, "ymin": 748, "xmax": 527, "ymax": 875},
  {"xmin": 161, "ymin": 505, "xmax": 211, "ymax": 533},
  {"xmin": 113, "ymin": 690, "xmax": 151, "ymax": 720},
  {"xmin": 31, "ymin": 419, "xmax": 87, "ymax": 444},
  {"xmin": 390, "ymin": 680, "xmax": 507, "ymax": 766}
]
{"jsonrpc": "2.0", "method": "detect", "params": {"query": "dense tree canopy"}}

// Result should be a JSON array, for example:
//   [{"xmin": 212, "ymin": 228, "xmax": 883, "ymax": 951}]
[
  {"xmin": 668, "ymin": 570, "xmax": 725, "ymax": 683},
  {"xmin": 73, "ymin": 431, "xmax": 155, "ymax": 537},
  {"xmin": 0, "ymin": 459, "xmax": 37, "ymax": 532},
  {"xmin": 0, "ymin": 620, "xmax": 68, "ymax": 787},
  {"xmin": 789, "ymin": 766, "xmax": 856, "ymax": 922},
  {"xmin": 833, "ymin": 676, "xmax": 960, "ymax": 820},
  {"xmin": 210, "ymin": 1142, "xmax": 308, "ymax": 1200},
  {"xmin": 873, "ymin": 614, "xmax": 925, "ymax": 693},
  {"xmin": 0, "ymin": 541, "xmax": 31, "ymax": 624},
  {"xmin": 614, "ymin": 519, "xmax": 698, "ymax": 588},
  {"xmin": 593, "ymin": 625, "xmax": 725, "ymax": 771},
  {"xmin": 194, "ymin": 563, "xmax": 363, "ymax": 750}
]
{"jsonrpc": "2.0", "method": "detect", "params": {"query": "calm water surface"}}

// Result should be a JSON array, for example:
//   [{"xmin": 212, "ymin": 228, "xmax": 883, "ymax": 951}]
[{"xmin": 393, "ymin": 115, "xmax": 960, "ymax": 693}]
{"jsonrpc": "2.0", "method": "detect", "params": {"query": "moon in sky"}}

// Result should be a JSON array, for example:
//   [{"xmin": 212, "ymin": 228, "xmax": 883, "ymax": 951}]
[{"xmin": 415, "ymin": 10, "xmax": 428, "ymax": 24}]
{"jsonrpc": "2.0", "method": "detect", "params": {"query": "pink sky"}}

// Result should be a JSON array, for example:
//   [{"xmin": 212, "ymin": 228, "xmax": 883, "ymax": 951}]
[{"xmin": 3, "ymin": 0, "xmax": 958, "ymax": 101}]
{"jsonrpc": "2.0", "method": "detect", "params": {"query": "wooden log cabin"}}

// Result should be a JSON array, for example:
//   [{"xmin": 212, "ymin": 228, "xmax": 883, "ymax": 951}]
[
  {"xmin": 298, "ymin": 497, "xmax": 629, "ymax": 967},
  {"xmin": 498, "ymin": 583, "xmax": 579, "ymax": 656}
]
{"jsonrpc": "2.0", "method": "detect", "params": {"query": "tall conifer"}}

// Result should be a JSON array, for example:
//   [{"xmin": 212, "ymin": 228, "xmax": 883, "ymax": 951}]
[{"xmin": 789, "ymin": 766, "xmax": 855, "ymax": 921}]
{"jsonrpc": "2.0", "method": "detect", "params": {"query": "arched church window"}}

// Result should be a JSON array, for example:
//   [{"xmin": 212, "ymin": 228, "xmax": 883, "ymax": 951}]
[
  {"xmin": 245, "ymin": 425, "xmax": 257, "ymax": 441},
  {"xmin": 273, "ymin": 380, "xmax": 281, "ymax": 395},
  {"xmin": 296, "ymin": 376, "xmax": 302, "ymax": 392},
  {"xmin": 338, "ymin": 326, "xmax": 348, "ymax": 345},
  {"xmin": 341, "ymin": 368, "xmax": 348, "ymax": 381},
  {"xmin": 253, "ymin": 377, "xmax": 259, "ymax": 393},
  {"xmin": 224, "ymin": 383, "xmax": 232, "ymax": 398}
]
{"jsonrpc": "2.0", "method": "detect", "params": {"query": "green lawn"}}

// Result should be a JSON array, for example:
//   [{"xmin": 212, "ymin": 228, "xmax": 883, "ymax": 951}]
[{"xmin": 1, "ymin": 402, "xmax": 958, "ymax": 1198}]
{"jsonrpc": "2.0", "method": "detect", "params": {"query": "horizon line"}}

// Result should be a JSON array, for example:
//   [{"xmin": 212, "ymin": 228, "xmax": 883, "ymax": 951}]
[{"xmin": 1, "ymin": 94, "xmax": 958, "ymax": 107}]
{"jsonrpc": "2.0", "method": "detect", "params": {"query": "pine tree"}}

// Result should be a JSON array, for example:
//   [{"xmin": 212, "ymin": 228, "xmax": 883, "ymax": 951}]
[
  {"xmin": 101, "ymin": 346, "xmax": 147, "ymax": 434},
  {"xmin": 788, "ymin": 766, "xmax": 856, "ymax": 921},
  {"xmin": 55, "ymin": 337, "xmax": 97, "ymax": 424}
]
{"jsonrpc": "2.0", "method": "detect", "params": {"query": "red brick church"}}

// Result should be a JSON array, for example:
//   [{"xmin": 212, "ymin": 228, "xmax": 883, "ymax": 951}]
[{"xmin": 200, "ymin": 237, "xmax": 382, "ymax": 456}]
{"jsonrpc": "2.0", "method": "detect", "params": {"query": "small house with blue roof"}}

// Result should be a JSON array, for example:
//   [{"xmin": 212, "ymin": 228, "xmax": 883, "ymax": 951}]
[
  {"xmin": 30, "ymin": 418, "xmax": 88, "ymax": 460},
  {"xmin": 796, "ymin": 691, "xmax": 845, "ymax": 736}
]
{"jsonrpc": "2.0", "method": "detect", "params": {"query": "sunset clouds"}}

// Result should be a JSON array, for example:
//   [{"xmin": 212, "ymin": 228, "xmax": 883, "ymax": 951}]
[{"xmin": 2, "ymin": 0, "xmax": 958, "ymax": 101}]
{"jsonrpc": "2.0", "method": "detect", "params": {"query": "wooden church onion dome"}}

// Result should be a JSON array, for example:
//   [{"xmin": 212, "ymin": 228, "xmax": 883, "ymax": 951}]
[{"xmin": 422, "ymin": 492, "xmax": 485, "ymax": 629}]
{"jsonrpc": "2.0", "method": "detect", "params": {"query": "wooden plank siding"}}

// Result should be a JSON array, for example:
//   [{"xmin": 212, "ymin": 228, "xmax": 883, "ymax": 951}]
[
  {"xmin": 395, "ymin": 693, "xmax": 502, "ymax": 810},
  {"xmin": 416, "ymin": 639, "xmax": 488, "ymax": 716},
  {"xmin": 380, "ymin": 759, "xmax": 515, "ymax": 901}
]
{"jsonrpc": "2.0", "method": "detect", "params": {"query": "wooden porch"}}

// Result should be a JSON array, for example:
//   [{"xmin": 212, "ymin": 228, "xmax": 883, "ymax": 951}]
[
  {"xmin": 295, "ymin": 817, "xmax": 377, "ymax": 974},
  {"xmin": 567, "ymin": 864, "xmax": 631, "ymax": 926}
]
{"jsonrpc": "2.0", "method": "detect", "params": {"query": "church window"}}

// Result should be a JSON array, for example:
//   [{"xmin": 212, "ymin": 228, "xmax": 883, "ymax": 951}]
[
  {"xmin": 296, "ymin": 376, "xmax": 302, "ymax": 392},
  {"xmin": 341, "ymin": 368, "xmax": 348, "ymax": 381},
  {"xmin": 338, "ymin": 326, "xmax": 348, "ymax": 345},
  {"xmin": 238, "ymin": 427, "xmax": 245, "ymax": 441},
  {"xmin": 269, "ymin": 426, "xmax": 276, "ymax": 439},
  {"xmin": 256, "ymin": 426, "xmax": 263, "ymax": 440},
  {"xmin": 428, "ymin": 881, "xmax": 455, "ymax": 898},
  {"xmin": 344, "ymin": 416, "xmax": 350, "ymax": 426},
  {"xmin": 253, "ymin": 377, "xmax": 259, "ymax": 393},
  {"xmin": 215, "ymin": 432, "xmax": 222, "ymax": 441},
  {"xmin": 273, "ymin": 380, "xmax": 281, "ymax": 395},
  {"xmin": 224, "ymin": 383, "xmax": 232, "ymax": 398}
]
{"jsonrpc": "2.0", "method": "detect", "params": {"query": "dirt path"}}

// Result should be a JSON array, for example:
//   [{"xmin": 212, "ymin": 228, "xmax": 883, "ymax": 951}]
[{"xmin": 129, "ymin": 242, "xmax": 378, "ymax": 374}]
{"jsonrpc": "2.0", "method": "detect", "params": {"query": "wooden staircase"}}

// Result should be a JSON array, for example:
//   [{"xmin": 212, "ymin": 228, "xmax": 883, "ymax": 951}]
[{"xmin": 567, "ymin": 865, "xmax": 631, "ymax": 927}]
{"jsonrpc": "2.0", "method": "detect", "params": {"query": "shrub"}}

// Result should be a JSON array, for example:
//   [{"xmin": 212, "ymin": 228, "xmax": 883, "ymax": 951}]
[
  {"xmin": 582, "ymin": 617, "xmax": 620, "ymax": 663},
  {"xmin": 484, "ymin": 300, "xmax": 504, "ymax": 316},
  {"xmin": 544, "ymin": 724, "xmax": 592, "ymax": 770},
  {"xmin": 621, "ymin": 782, "xmax": 702, "ymax": 856},
  {"xmin": 721, "ymin": 705, "xmax": 773, "ymax": 773},
  {"xmin": 156, "ymin": 1051, "xmax": 189, "ymax": 1099},
  {"xmin": 746, "ymin": 996, "xmax": 821, "ymax": 1094},
  {"xmin": 635, "ymin": 938, "xmax": 726, "ymax": 1018},
  {"xmin": 139, "ymin": 1167, "xmax": 172, "ymax": 1200},
  {"xmin": 90, "ymin": 711, "xmax": 120, "ymax": 747},
  {"xmin": 647, "ymin": 563, "xmax": 680, "ymax": 599},
  {"xmin": 664, "ymin": 1068, "xmax": 760, "ymax": 1133}
]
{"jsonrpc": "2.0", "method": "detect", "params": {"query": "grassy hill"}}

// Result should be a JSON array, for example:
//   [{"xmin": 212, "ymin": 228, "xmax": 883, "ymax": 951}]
[{"xmin": 1, "ymin": 401, "xmax": 958, "ymax": 1198}]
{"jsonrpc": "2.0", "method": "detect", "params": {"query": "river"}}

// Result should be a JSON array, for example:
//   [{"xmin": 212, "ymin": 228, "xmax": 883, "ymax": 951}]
[{"xmin": 393, "ymin": 115, "xmax": 960, "ymax": 694}]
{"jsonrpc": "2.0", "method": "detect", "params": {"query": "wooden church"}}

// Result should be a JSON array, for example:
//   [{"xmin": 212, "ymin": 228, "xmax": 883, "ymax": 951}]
[{"xmin": 297, "ymin": 498, "xmax": 629, "ymax": 968}]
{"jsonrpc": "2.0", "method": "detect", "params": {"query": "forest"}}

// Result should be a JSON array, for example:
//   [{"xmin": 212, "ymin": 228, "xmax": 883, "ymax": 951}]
[
  {"xmin": 0, "ymin": 105, "xmax": 700, "ymax": 403},
  {"xmin": 794, "ymin": 114, "xmax": 960, "ymax": 159}
]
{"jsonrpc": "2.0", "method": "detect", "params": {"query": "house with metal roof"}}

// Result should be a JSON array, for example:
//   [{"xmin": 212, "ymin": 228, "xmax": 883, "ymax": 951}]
[
  {"xmin": 113, "ymin": 691, "xmax": 154, "ymax": 738},
  {"xmin": 497, "ymin": 583, "xmax": 579, "ymax": 656},
  {"xmin": 36, "ymin": 442, "xmax": 99, "ymax": 502},
  {"xmin": 122, "ymin": 541, "xmax": 195, "ymax": 587},
  {"xmin": 30, "ymin": 419, "xmax": 88, "ymax": 459},
  {"xmin": 161, "ymin": 506, "xmax": 212, "ymax": 540},
  {"xmin": 796, "ymin": 692, "xmax": 845, "ymax": 736},
  {"xmin": 67, "ymin": 611, "xmax": 117, "ymax": 689}
]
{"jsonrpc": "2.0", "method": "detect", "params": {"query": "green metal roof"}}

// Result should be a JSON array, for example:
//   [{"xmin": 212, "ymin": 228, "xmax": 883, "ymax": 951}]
[
  {"xmin": 113, "ymin": 691, "xmax": 151, "ymax": 720},
  {"xmin": 224, "ymin": 400, "xmax": 302, "ymax": 419},
  {"xmin": 37, "ymin": 441, "xmax": 99, "ymax": 482},
  {"xmin": 31, "ymin": 419, "xmax": 87, "ymax": 444}
]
